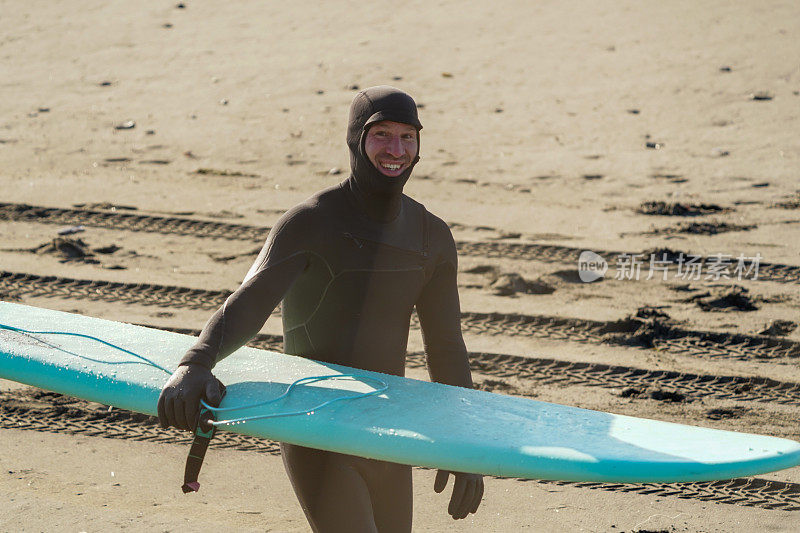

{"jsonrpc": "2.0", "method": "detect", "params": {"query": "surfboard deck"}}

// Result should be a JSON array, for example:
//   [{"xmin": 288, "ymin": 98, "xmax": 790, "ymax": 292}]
[{"xmin": 1, "ymin": 301, "xmax": 799, "ymax": 483}]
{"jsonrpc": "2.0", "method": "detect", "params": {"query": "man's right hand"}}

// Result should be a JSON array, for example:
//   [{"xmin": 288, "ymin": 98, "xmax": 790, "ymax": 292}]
[{"xmin": 157, "ymin": 363, "xmax": 226, "ymax": 431}]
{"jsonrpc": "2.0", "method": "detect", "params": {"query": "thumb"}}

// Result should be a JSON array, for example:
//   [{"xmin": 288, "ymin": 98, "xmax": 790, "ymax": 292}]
[
  {"xmin": 204, "ymin": 378, "xmax": 225, "ymax": 407},
  {"xmin": 434, "ymin": 470, "xmax": 450, "ymax": 493}
]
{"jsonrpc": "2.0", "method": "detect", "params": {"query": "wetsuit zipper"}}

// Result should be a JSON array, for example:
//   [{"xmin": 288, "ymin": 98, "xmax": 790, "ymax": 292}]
[{"xmin": 342, "ymin": 232, "xmax": 427, "ymax": 258}]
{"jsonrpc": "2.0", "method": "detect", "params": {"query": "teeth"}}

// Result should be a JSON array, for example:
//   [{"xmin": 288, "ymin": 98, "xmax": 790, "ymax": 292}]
[{"xmin": 381, "ymin": 162, "xmax": 401, "ymax": 170}]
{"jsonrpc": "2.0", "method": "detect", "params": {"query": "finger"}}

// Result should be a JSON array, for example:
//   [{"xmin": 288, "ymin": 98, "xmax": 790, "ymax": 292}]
[
  {"xmin": 174, "ymin": 394, "xmax": 190, "ymax": 431},
  {"xmin": 470, "ymin": 477, "xmax": 484, "ymax": 514},
  {"xmin": 157, "ymin": 390, "xmax": 169, "ymax": 428},
  {"xmin": 184, "ymin": 393, "xmax": 200, "ymax": 432},
  {"xmin": 456, "ymin": 478, "xmax": 475, "ymax": 519},
  {"xmin": 448, "ymin": 474, "xmax": 467, "ymax": 518},
  {"xmin": 434, "ymin": 470, "xmax": 449, "ymax": 493},
  {"xmin": 164, "ymin": 393, "xmax": 177, "ymax": 429},
  {"xmin": 451, "ymin": 475, "xmax": 472, "ymax": 519},
  {"xmin": 205, "ymin": 378, "xmax": 223, "ymax": 407}
]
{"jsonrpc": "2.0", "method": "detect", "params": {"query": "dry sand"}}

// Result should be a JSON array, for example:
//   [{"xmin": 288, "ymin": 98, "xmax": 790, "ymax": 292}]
[{"xmin": 1, "ymin": 0, "xmax": 799, "ymax": 531}]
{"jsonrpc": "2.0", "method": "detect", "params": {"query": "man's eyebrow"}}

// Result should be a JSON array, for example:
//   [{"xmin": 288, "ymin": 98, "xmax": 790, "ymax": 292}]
[{"xmin": 370, "ymin": 126, "xmax": 416, "ymax": 135}]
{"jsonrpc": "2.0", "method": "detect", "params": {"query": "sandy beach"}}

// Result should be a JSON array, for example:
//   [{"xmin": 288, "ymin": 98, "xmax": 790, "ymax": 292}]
[{"xmin": 1, "ymin": 0, "xmax": 799, "ymax": 530}]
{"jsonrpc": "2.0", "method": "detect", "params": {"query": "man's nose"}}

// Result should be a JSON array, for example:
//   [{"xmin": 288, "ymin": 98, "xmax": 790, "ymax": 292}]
[{"xmin": 386, "ymin": 135, "xmax": 404, "ymax": 157}]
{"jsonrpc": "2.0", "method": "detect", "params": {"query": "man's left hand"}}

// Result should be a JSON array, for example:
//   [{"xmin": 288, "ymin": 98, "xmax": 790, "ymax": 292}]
[{"xmin": 434, "ymin": 469, "xmax": 484, "ymax": 520}]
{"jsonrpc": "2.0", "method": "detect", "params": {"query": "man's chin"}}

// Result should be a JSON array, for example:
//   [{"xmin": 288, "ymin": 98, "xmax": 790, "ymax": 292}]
[{"xmin": 378, "ymin": 171, "xmax": 404, "ymax": 179}]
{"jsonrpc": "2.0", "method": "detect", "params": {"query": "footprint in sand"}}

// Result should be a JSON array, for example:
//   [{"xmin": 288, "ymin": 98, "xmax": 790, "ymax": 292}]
[
  {"xmin": 621, "ymin": 388, "xmax": 689, "ymax": 403},
  {"xmin": 637, "ymin": 201, "xmax": 728, "ymax": 217},
  {"xmin": 648, "ymin": 220, "xmax": 755, "ymax": 236},
  {"xmin": 706, "ymin": 407, "xmax": 748, "ymax": 420},
  {"xmin": 684, "ymin": 285, "xmax": 759, "ymax": 312}
]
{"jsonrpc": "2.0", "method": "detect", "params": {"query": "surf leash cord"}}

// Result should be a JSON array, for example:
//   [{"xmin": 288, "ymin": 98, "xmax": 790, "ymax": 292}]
[
  {"xmin": 0, "ymin": 323, "xmax": 172, "ymax": 375},
  {"xmin": 199, "ymin": 374, "xmax": 389, "ymax": 425},
  {"xmin": 0, "ymin": 322, "xmax": 389, "ymax": 493}
]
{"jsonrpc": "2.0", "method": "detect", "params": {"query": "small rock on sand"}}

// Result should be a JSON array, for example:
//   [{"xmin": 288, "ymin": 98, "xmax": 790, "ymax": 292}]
[
  {"xmin": 750, "ymin": 92, "xmax": 773, "ymax": 101},
  {"xmin": 57, "ymin": 225, "xmax": 85, "ymax": 236},
  {"xmin": 491, "ymin": 273, "xmax": 556, "ymax": 296},
  {"xmin": 757, "ymin": 320, "xmax": 797, "ymax": 336},
  {"xmin": 34, "ymin": 237, "xmax": 97, "ymax": 262}
]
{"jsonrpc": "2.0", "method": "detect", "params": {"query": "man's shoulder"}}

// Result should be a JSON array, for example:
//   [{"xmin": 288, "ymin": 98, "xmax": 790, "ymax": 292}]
[
  {"xmin": 400, "ymin": 195, "xmax": 443, "ymax": 228},
  {"xmin": 411, "ymin": 201, "xmax": 452, "ymax": 242},
  {"xmin": 277, "ymin": 184, "xmax": 343, "ymax": 225},
  {"xmin": 404, "ymin": 198, "xmax": 456, "ymax": 261},
  {"xmin": 425, "ymin": 211, "xmax": 451, "ymax": 237},
  {"xmin": 309, "ymin": 182, "xmax": 346, "ymax": 205}
]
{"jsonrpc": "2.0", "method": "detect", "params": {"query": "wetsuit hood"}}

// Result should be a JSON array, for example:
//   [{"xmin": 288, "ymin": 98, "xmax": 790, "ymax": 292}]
[{"xmin": 346, "ymin": 86, "xmax": 422, "ymax": 199}]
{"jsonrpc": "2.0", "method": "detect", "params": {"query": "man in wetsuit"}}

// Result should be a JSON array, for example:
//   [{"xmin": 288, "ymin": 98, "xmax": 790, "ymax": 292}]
[{"xmin": 158, "ymin": 85, "xmax": 484, "ymax": 532}]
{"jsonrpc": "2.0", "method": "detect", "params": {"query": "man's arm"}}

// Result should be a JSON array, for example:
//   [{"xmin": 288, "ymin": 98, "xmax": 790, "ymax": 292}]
[
  {"xmin": 158, "ymin": 209, "xmax": 310, "ymax": 430},
  {"xmin": 416, "ymin": 252, "xmax": 472, "ymax": 388},
  {"xmin": 415, "ymin": 220, "xmax": 484, "ymax": 520},
  {"xmin": 178, "ymin": 253, "xmax": 306, "ymax": 370}
]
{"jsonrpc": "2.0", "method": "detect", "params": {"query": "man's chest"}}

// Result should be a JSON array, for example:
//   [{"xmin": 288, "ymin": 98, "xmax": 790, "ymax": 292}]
[{"xmin": 310, "ymin": 208, "xmax": 434, "ymax": 278}]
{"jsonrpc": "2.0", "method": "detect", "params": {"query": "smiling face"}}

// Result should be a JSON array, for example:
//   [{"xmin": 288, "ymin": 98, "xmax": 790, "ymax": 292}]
[{"xmin": 364, "ymin": 120, "xmax": 419, "ymax": 178}]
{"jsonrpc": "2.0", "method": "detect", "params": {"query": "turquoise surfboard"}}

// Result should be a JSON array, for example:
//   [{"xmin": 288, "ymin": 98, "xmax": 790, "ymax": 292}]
[{"xmin": 1, "ymin": 301, "xmax": 799, "ymax": 483}]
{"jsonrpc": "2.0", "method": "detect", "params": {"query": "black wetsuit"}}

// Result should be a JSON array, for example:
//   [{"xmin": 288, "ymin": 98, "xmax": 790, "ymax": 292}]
[{"xmin": 177, "ymin": 86, "xmax": 474, "ymax": 532}]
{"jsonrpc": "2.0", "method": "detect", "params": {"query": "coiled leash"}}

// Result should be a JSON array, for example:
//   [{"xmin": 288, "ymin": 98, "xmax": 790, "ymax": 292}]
[{"xmin": 181, "ymin": 374, "xmax": 388, "ymax": 493}]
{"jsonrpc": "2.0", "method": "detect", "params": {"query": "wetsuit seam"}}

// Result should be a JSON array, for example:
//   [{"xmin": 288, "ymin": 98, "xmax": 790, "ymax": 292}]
[
  {"xmin": 343, "ymin": 233, "xmax": 426, "ymax": 257},
  {"xmin": 306, "ymin": 249, "xmax": 336, "ymax": 278},
  {"xmin": 284, "ymin": 251, "xmax": 336, "ymax": 338},
  {"xmin": 217, "ymin": 298, "xmax": 228, "ymax": 361},
  {"xmin": 284, "ymin": 323, "xmax": 305, "ymax": 335},
  {"xmin": 421, "ymin": 207, "xmax": 430, "ymax": 257},
  {"xmin": 303, "ymin": 324, "xmax": 316, "ymax": 352},
  {"xmin": 290, "ymin": 266, "xmax": 424, "ymax": 346},
  {"xmin": 208, "ymin": 251, "xmax": 311, "ymax": 367},
  {"xmin": 362, "ymin": 90, "xmax": 375, "ymax": 108},
  {"xmin": 246, "ymin": 250, "xmax": 312, "ymax": 282},
  {"xmin": 338, "ymin": 267, "xmax": 424, "ymax": 274}
]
